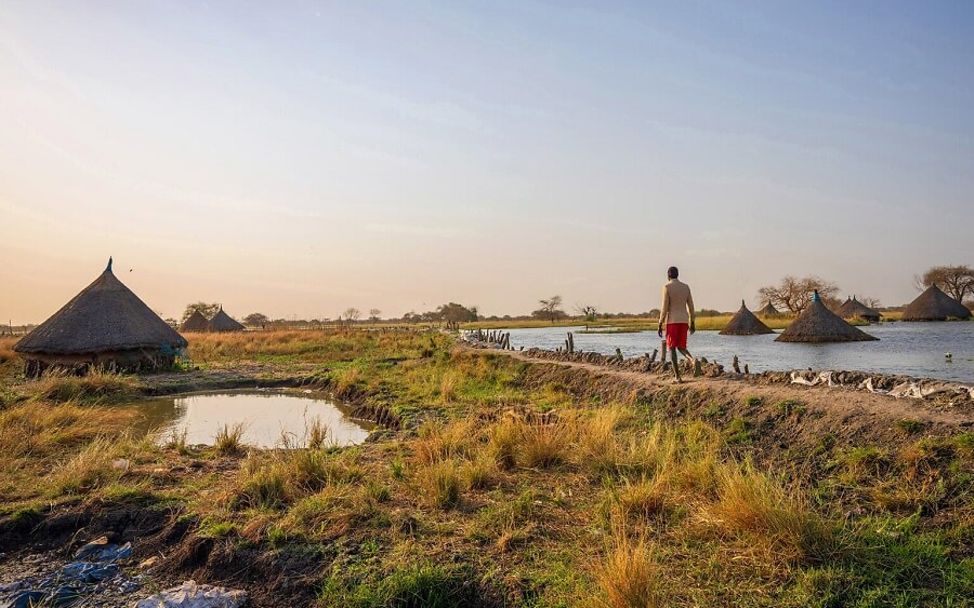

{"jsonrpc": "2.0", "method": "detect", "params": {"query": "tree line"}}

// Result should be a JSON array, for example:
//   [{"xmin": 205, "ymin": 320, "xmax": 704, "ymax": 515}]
[{"xmin": 174, "ymin": 264, "xmax": 973, "ymax": 328}]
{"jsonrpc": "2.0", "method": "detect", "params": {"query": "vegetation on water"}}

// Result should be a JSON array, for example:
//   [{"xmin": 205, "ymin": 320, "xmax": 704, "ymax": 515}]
[{"xmin": 1, "ymin": 330, "xmax": 973, "ymax": 606}]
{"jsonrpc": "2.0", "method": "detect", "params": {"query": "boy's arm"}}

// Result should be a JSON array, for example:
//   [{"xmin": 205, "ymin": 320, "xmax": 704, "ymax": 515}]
[
  {"xmin": 658, "ymin": 285, "xmax": 669, "ymax": 336},
  {"xmin": 688, "ymin": 289, "xmax": 696, "ymax": 334}
]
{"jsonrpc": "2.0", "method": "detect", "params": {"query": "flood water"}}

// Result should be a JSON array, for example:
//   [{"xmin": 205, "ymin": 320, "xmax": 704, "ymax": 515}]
[
  {"xmin": 134, "ymin": 390, "xmax": 374, "ymax": 448},
  {"xmin": 504, "ymin": 322, "xmax": 974, "ymax": 383}
]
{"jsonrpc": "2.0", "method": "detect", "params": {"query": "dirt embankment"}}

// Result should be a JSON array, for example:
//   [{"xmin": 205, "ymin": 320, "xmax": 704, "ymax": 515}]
[{"xmin": 486, "ymin": 346, "xmax": 974, "ymax": 460}]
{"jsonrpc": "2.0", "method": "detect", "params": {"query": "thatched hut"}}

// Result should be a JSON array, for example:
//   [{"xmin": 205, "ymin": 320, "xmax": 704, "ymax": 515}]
[
  {"xmin": 901, "ymin": 285, "xmax": 972, "ymax": 321},
  {"xmin": 180, "ymin": 309, "xmax": 210, "ymax": 332},
  {"xmin": 720, "ymin": 300, "xmax": 774, "ymax": 336},
  {"xmin": 776, "ymin": 291, "xmax": 878, "ymax": 343},
  {"xmin": 757, "ymin": 302, "xmax": 780, "ymax": 317},
  {"xmin": 14, "ymin": 258, "xmax": 187, "ymax": 376},
  {"xmin": 207, "ymin": 307, "xmax": 245, "ymax": 332},
  {"xmin": 836, "ymin": 296, "xmax": 881, "ymax": 323}
]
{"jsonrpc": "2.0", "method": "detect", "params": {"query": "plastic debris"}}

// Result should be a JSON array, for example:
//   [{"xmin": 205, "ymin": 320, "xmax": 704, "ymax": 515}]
[{"xmin": 135, "ymin": 580, "xmax": 248, "ymax": 608}]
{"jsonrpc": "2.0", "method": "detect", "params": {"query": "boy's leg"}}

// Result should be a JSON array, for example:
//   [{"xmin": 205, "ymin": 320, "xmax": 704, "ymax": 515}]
[{"xmin": 670, "ymin": 348, "xmax": 682, "ymax": 383}]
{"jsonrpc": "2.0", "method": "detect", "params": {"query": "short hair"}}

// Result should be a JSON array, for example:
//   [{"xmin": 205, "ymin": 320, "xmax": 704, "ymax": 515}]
[{"xmin": 667, "ymin": 266, "xmax": 679, "ymax": 279}]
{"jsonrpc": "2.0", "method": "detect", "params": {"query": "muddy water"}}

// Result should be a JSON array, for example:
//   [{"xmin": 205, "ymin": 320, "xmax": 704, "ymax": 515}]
[
  {"xmin": 504, "ymin": 322, "xmax": 974, "ymax": 382},
  {"xmin": 133, "ymin": 390, "xmax": 374, "ymax": 448}
]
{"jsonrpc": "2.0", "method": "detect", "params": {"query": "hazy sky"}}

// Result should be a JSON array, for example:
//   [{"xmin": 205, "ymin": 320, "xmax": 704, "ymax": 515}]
[{"xmin": 2, "ymin": 1, "xmax": 972, "ymax": 323}]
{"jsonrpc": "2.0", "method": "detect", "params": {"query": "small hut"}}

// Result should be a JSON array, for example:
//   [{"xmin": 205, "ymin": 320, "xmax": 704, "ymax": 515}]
[
  {"xmin": 720, "ymin": 300, "xmax": 774, "ymax": 336},
  {"xmin": 776, "ymin": 291, "xmax": 878, "ymax": 343},
  {"xmin": 901, "ymin": 285, "xmax": 972, "ymax": 321},
  {"xmin": 757, "ymin": 302, "xmax": 780, "ymax": 317},
  {"xmin": 207, "ymin": 307, "xmax": 246, "ymax": 332},
  {"xmin": 836, "ymin": 296, "xmax": 881, "ymax": 323},
  {"xmin": 180, "ymin": 309, "xmax": 210, "ymax": 332},
  {"xmin": 14, "ymin": 258, "xmax": 187, "ymax": 376}
]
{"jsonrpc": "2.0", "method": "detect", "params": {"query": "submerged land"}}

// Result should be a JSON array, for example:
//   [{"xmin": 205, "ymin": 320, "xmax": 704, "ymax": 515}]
[{"xmin": 1, "ymin": 329, "xmax": 973, "ymax": 607}]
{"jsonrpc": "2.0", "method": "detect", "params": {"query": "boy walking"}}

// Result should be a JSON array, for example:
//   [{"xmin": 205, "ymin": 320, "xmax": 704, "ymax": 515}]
[{"xmin": 657, "ymin": 266, "xmax": 696, "ymax": 382}]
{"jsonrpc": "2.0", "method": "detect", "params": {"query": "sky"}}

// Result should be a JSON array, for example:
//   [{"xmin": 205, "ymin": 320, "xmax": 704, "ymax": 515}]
[{"xmin": 2, "ymin": 1, "xmax": 973, "ymax": 323}]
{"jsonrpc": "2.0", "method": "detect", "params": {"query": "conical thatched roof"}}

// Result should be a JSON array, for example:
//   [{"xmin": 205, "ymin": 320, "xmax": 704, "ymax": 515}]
[
  {"xmin": 180, "ymin": 309, "xmax": 210, "ymax": 332},
  {"xmin": 757, "ymin": 302, "xmax": 780, "ymax": 316},
  {"xmin": 207, "ymin": 307, "xmax": 245, "ymax": 332},
  {"xmin": 902, "ymin": 285, "xmax": 972, "ymax": 321},
  {"xmin": 15, "ymin": 258, "xmax": 188, "ymax": 355},
  {"xmin": 776, "ymin": 292, "xmax": 878, "ymax": 343},
  {"xmin": 720, "ymin": 300, "xmax": 774, "ymax": 336},
  {"xmin": 836, "ymin": 296, "xmax": 881, "ymax": 322}
]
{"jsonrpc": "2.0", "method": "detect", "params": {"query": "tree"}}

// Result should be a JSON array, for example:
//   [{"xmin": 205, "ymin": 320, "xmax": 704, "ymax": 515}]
[
  {"xmin": 181, "ymin": 302, "xmax": 220, "ymax": 323},
  {"xmin": 757, "ymin": 276, "xmax": 839, "ymax": 314},
  {"xmin": 575, "ymin": 304, "xmax": 598, "ymax": 322},
  {"xmin": 915, "ymin": 265, "xmax": 974, "ymax": 302},
  {"xmin": 368, "ymin": 309, "xmax": 382, "ymax": 323},
  {"xmin": 341, "ymin": 308, "xmax": 361, "ymax": 324},
  {"xmin": 858, "ymin": 297, "xmax": 882, "ymax": 310},
  {"xmin": 534, "ymin": 295, "xmax": 565, "ymax": 323},
  {"xmin": 436, "ymin": 303, "xmax": 478, "ymax": 324},
  {"xmin": 243, "ymin": 313, "xmax": 269, "ymax": 328}
]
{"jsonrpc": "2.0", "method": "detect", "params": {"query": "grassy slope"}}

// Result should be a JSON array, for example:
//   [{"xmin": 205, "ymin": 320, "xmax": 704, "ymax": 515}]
[{"xmin": 0, "ymin": 330, "xmax": 972, "ymax": 607}]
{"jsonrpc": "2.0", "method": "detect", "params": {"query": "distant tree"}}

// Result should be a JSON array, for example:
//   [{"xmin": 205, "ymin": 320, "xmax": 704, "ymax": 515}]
[
  {"xmin": 402, "ymin": 311, "xmax": 421, "ymax": 324},
  {"xmin": 368, "ymin": 308, "xmax": 382, "ymax": 322},
  {"xmin": 915, "ymin": 265, "xmax": 974, "ymax": 302},
  {"xmin": 164, "ymin": 318, "xmax": 178, "ymax": 329},
  {"xmin": 243, "ymin": 313, "xmax": 269, "ymax": 328},
  {"xmin": 436, "ymin": 303, "xmax": 478, "ymax": 325},
  {"xmin": 758, "ymin": 276, "xmax": 839, "ymax": 314},
  {"xmin": 857, "ymin": 297, "xmax": 882, "ymax": 310},
  {"xmin": 535, "ymin": 295, "xmax": 565, "ymax": 323},
  {"xmin": 341, "ymin": 308, "xmax": 361, "ymax": 325},
  {"xmin": 575, "ymin": 304, "xmax": 598, "ymax": 322},
  {"xmin": 648, "ymin": 309, "xmax": 661, "ymax": 319},
  {"xmin": 182, "ymin": 302, "xmax": 220, "ymax": 323}
]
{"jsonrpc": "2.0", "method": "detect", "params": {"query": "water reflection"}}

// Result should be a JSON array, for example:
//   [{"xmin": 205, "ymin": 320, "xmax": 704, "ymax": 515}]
[{"xmin": 135, "ymin": 390, "xmax": 374, "ymax": 448}]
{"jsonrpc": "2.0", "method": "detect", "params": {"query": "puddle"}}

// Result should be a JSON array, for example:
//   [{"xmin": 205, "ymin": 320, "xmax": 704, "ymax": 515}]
[{"xmin": 133, "ymin": 390, "xmax": 374, "ymax": 448}]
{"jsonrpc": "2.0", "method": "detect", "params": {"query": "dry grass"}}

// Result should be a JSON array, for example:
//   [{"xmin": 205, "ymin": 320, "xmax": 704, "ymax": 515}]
[
  {"xmin": 31, "ymin": 369, "xmax": 141, "ymax": 404},
  {"xmin": 416, "ymin": 459, "xmax": 463, "ymax": 509},
  {"xmin": 595, "ymin": 535, "xmax": 666, "ymax": 608},
  {"xmin": 214, "ymin": 422, "xmax": 247, "ymax": 455}
]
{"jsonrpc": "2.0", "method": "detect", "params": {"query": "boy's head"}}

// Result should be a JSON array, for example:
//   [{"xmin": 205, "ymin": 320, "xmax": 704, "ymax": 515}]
[{"xmin": 667, "ymin": 266, "xmax": 679, "ymax": 280}]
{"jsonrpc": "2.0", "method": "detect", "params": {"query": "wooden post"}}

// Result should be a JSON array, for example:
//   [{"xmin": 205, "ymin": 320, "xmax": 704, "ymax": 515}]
[
  {"xmin": 693, "ymin": 359, "xmax": 702, "ymax": 377},
  {"xmin": 732, "ymin": 355, "xmax": 741, "ymax": 374},
  {"xmin": 649, "ymin": 348, "xmax": 658, "ymax": 364},
  {"xmin": 744, "ymin": 364, "xmax": 750, "ymax": 375},
  {"xmin": 567, "ymin": 332, "xmax": 574, "ymax": 353}
]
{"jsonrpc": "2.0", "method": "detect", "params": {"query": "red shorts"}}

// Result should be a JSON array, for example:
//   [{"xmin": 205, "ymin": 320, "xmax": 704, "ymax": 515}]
[{"xmin": 665, "ymin": 323, "xmax": 689, "ymax": 349}]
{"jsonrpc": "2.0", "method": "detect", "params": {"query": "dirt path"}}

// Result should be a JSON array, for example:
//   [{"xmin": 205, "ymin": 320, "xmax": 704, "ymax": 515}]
[{"xmin": 486, "ymin": 347, "xmax": 974, "ymax": 430}]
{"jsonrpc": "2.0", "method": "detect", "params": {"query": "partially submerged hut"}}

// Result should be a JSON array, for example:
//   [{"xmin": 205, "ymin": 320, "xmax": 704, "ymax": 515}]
[
  {"xmin": 901, "ymin": 285, "xmax": 972, "ymax": 321},
  {"xmin": 837, "ymin": 296, "xmax": 881, "ymax": 323},
  {"xmin": 14, "ymin": 258, "xmax": 188, "ymax": 376},
  {"xmin": 776, "ymin": 291, "xmax": 878, "ymax": 343},
  {"xmin": 757, "ymin": 302, "xmax": 780, "ymax": 317},
  {"xmin": 207, "ymin": 307, "xmax": 245, "ymax": 332},
  {"xmin": 180, "ymin": 309, "xmax": 210, "ymax": 332},
  {"xmin": 720, "ymin": 300, "xmax": 774, "ymax": 336}
]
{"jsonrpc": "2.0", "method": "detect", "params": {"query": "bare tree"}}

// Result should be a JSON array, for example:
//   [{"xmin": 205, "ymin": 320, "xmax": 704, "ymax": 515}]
[
  {"xmin": 534, "ymin": 295, "xmax": 566, "ymax": 323},
  {"xmin": 757, "ymin": 276, "xmax": 840, "ymax": 314},
  {"xmin": 341, "ymin": 307, "xmax": 361, "ymax": 326},
  {"xmin": 915, "ymin": 265, "xmax": 974, "ymax": 302},
  {"xmin": 368, "ymin": 308, "xmax": 382, "ymax": 323},
  {"xmin": 575, "ymin": 304, "xmax": 598, "ymax": 322}
]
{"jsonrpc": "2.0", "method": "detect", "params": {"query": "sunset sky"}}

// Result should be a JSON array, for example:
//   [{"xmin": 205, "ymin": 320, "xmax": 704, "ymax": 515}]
[{"xmin": 2, "ymin": 1, "xmax": 973, "ymax": 323}]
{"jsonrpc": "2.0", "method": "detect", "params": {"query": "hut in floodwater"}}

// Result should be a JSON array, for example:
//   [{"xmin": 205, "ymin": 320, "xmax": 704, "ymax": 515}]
[
  {"xmin": 720, "ymin": 300, "xmax": 774, "ymax": 336},
  {"xmin": 180, "ymin": 309, "xmax": 210, "ymax": 332},
  {"xmin": 757, "ymin": 302, "xmax": 781, "ymax": 317},
  {"xmin": 14, "ymin": 258, "xmax": 187, "ymax": 376},
  {"xmin": 207, "ymin": 307, "xmax": 246, "ymax": 332},
  {"xmin": 776, "ymin": 291, "xmax": 878, "ymax": 343},
  {"xmin": 901, "ymin": 285, "xmax": 972, "ymax": 321},
  {"xmin": 837, "ymin": 296, "xmax": 881, "ymax": 323}
]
